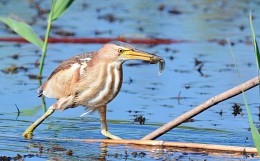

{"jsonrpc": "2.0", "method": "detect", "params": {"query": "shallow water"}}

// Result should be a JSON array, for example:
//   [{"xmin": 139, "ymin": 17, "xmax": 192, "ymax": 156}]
[{"xmin": 0, "ymin": 0, "xmax": 260, "ymax": 160}]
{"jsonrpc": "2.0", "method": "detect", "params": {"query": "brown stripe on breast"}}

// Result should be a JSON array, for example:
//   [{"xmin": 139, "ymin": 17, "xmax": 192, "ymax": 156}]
[
  {"xmin": 75, "ymin": 63, "xmax": 108, "ymax": 106},
  {"xmin": 112, "ymin": 64, "xmax": 123, "ymax": 98},
  {"xmin": 97, "ymin": 64, "xmax": 116, "ymax": 105},
  {"xmin": 88, "ymin": 62, "xmax": 123, "ymax": 107},
  {"xmin": 87, "ymin": 63, "xmax": 114, "ymax": 106}
]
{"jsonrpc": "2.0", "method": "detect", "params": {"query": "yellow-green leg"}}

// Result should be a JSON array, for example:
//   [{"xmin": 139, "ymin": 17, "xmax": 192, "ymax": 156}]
[
  {"xmin": 98, "ymin": 106, "xmax": 122, "ymax": 140},
  {"xmin": 23, "ymin": 108, "xmax": 55, "ymax": 139}
]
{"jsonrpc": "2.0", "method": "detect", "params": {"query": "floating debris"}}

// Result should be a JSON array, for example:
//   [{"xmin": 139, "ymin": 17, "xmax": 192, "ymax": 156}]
[
  {"xmin": 168, "ymin": 8, "xmax": 182, "ymax": 15},
  {"xmin": 94, "ymin": 29, "xmax": 112, "ymax": 35},
  {"xmin": 239, "ymin": 24, "xmax": 245, "ymax": 31},
  {"xmin": 38, "ymin": 142, "xmax": 44, "ymax": 153},
  {"xmin": 15, "ymin": 104, "xmax": 20, "ymax": 120},
  {"xmin": 158, "ymin": 4, "xmax": 165, "ymax": 11},
  {"xmin": 55, "ymin": 29, "xmax": 75, "ymax": 36},
  {"xmin": 127, "ymin": 110, "xmax": 142, "ymax": 113},
  {"xmin": 134, "ymin": 115, "xmax": 145, "ymax": 125},
  {"xmin": 107, "ymin": 151, "xmax": 146, "ymax": 159},
  {"xmin": 47, "ymin": 145, "xmax": 66, "ymax": 153},
  {"xmin": 168, "ymin": 55, "xmax": 174, "ymax": 60},
  {"xmin": 185, "ymin": 84, "xmax": 190, "ymax": 89},
  {"xmin": 164, "ymin": 47, "xmax": 170, "ymax": 52},
  {"xmin": 197, "ymin": 64, "xmax": 204, "ymax": 76},
  {"xmin": 30, "ymin": 1, "xmax": 49, "ymax": 17},
  {"xmin": 219, "ymin": 110, "xmax": 223, "ymax": 116},
  {"xmin": 27, "ymin": 74, "xmax": 42, "ymax": 80},
  {"xmin": 25, "ymin": 154, "xmax": 35, "ymax": 158},
  {"xmin": 2, "ymin": 65, "xmax": 27, "ymax": 74},
  {"xmin": 98, "ymin": 14, "xmax": 122, "ymax": 23},
  {"xmin": 139, "ymin": 152, "xmax": 147, "ymax": 158},
  {"xmin": 128, "ymin": 77, "xmax": 133, "ymax": 84},
  {"xmin": 34, "ymin": 59, "xmax": 40, "ymax": 68},
  {"xmin": 0, "ymin": 156, "xmax": 11, "ymax": 161},
  {"xmin": 14, "ymin": 154, "xmax": 22, "ymax": 160},
  {"xmin": 194, "ymin": 58, "xmax": 203, "ymax": 66},
  {"xmin": 10, "ymin": 54, "xmax": 19, "ymax": 60},
  {"xmin": 66, "ymin": 149, "xmax": 73, "ymax": 156},
  {"xmin": 232, "ymin": 103, "xmax": 242, "ymax": 116}
]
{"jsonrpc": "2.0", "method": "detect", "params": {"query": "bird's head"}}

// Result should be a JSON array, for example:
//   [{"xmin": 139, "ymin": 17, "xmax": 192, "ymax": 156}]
[
  {"xmin": 97, "ymin": 41, "xmax": 165, "ymax": 74},
  {"xmin": 98, "ymin": 41, "xmax": 159, "ymax": 62}
]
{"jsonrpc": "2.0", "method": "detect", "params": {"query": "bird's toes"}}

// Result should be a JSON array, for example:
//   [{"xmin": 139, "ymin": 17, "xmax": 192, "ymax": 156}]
[
  {"xmin": 22, "ymin": 131, "xmax": 33, "ymax": 139},
  {"xmin": 101, "ymin": 130, "xmax": 122, "ymax": 140}
]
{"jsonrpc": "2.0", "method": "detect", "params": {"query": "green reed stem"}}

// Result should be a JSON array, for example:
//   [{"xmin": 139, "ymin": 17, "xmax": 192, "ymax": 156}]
[
  {"xmin": 38, "ymin": 0, "xmax": 55, "ymax": 112},
  {"xmin": 38, "ymin": 0, "xmax": 55, "ymax": 77},
  {"xmin": 38, "ymin": 78, "xmax": 47, "ymax": 113},
  {"xmin": 229, "ymin": 38, "xmax": 260, "ymax": 156}
]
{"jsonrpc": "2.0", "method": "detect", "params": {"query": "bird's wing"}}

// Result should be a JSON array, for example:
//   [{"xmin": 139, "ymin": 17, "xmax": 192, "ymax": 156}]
[{"xmin": 38, "ymin": 52, "xmax": 94, "ymax": 99}]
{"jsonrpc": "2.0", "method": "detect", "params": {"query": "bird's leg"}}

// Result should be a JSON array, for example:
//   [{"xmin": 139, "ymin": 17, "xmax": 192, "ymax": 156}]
[
  {"xmin": 98, "ymin": 105, "xmax": 122, "ymax": 140},
  {"xmin": 23, "ymin": 108, "xmax": 55, "ymax": 139},
  {"xmin": 23, "ymin": 96, "xmax": 74, "ymax": 139}
]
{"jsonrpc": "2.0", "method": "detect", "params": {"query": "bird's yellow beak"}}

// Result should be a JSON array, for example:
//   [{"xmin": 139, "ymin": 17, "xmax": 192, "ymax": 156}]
[
  {"xmin": 119, "ymin": 48, "xmax": 165, "ymax": 74},
  {"xmin": 120, "ymin": 49, "xmax": 156, "ymax": 62}
]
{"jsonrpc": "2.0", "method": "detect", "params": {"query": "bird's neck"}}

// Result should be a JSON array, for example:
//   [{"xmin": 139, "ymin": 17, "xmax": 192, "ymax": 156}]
[{"xmin": 85, "ymin": 60, "xmax": 123, "ymax": 107}]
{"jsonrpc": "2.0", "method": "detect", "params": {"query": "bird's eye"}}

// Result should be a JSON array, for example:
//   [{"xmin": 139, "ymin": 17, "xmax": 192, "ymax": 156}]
[{"xmin": 118, "ymin": 48, "xmax": 124, "ymax": 53}]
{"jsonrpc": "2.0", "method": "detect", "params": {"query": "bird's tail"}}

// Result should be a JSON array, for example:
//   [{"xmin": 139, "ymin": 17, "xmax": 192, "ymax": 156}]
[{"xmin": 80, "ymin": 107, "xmax": 98, "ymax": 117}]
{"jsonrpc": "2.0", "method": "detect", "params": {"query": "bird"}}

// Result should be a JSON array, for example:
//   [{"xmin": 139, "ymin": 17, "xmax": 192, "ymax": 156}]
[{"xmin": 23, "ymin": 41, "xmax": 164, "ymax": 140}]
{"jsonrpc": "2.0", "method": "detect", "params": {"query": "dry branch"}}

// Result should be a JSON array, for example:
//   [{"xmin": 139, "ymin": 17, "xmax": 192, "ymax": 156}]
[
  {"xmin": 84, "ymin": 139, "xmax": 258, "ymax": 153},
  {"xmin": 40, "ymin": 137, "xmax": 258, "ymax": 156},
  {"xmin": 1, "ymin": 135, "xmax": 258, "ymax": 157},
  {"xmin": 142, "ymin": 76, "xmax": 259, "ymax": 140}
]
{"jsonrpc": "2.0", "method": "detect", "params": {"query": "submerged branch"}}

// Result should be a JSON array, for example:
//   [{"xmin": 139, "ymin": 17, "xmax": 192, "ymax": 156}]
[
  {"xmin": 39, "ymin": 137, "xmax": 259, "ymax": 156},
  {"xmin": 0, "ymin": 134, "xmax": 257, "ymax": 156}
]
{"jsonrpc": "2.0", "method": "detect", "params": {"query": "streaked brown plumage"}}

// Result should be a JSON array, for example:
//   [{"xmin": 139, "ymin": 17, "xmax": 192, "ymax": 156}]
[
  {"xmin": 23, "ymin": 41, "xmax": 164, "ymax": 140},
  {"xmin": 38, "ymin": 52, "xmax": 94, "ymax": 98}
]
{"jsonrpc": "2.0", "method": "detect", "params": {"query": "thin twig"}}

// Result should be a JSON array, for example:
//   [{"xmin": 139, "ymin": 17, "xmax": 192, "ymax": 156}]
[
  {"xmin": 177, "ymin": 91, "xmax": 181, "ymax": 104},
  {"xmin": 141, "ymin": 76, "xmax": 259, "ymax": 140},
  {"xmin": 15, "ymin": 104, "xmax": 20, "ymax": 120}
]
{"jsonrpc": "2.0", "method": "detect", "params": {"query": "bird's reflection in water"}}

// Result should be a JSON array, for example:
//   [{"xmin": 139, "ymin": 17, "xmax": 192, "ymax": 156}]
[{"xmin": 99, "ymin": 143, "xmax": 108, "ymax": 160}]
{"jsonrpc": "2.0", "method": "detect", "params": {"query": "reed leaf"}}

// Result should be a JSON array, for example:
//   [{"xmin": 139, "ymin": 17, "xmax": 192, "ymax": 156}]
[
  {"xmin": 229, "ymin": 38, "xmax": 260, "ymax": 156},
  {"xmin": 249, "ymin": 12, "xmax": 260, "ymax": 156},
  {"xmin": 20, "ymin": 105, "xmax": 42, "ymax": 116},
  {"xmin": 0, "ymin": 17, "xmax": 43, "ymax": 48},
  {"xmin": 250, "ymin": 12, "xmax": 260, "ymax": 71},
  {"xmin": 51, "ymin": 0, "xmax": 74, "ymax": 21}
]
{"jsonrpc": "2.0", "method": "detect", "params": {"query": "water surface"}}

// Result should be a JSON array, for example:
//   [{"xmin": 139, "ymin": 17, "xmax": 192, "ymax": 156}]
[{"xmin": 0, "ymin": 0, "xmax": 260, "ymax": 160}]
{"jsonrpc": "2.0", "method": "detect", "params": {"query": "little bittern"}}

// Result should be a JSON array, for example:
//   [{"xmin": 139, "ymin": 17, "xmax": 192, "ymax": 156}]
[{"xmin": 23, "ymin": 41, "xmax": 165, "ymax": 140}]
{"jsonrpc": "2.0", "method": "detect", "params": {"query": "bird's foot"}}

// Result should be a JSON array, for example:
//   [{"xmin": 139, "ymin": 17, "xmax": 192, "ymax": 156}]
[
  {"xmin": 22, "ymin": 128, "xmax": 34, "ymax": 139},
  {"xmin": 101, "ymin": 130, "xmax": 122, "ymax": 140}
]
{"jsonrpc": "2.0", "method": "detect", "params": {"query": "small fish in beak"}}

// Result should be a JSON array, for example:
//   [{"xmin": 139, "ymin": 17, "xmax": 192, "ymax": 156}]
[{"xmin": 149, "ymin": 55, "xmax": 165, "ymax": 75}]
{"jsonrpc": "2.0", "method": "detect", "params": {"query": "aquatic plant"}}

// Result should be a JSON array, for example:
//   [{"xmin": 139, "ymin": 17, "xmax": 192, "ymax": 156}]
[
  {"xmin": 0, "ymin": 0, "xmax": 74, "ymax": 112},
  {"xmin": 39, "ymin": 0, "xmax": 74, "ymax": 77},
  {"xmin": 0, "ymin": 0, "xmax": 74, "ymax": 77},
  {"xmin": 249, "ymin": 12, "xmax": 260, "ymax": 156},
  {"xmin": 229, "ymin": 12, "xmax": 260, "ymax": 156}
]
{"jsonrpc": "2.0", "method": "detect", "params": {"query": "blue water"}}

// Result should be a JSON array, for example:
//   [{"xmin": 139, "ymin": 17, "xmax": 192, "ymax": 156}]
[{"xmin": 0, "ymin": 0, "xmax": 260, "ymax": 160}]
